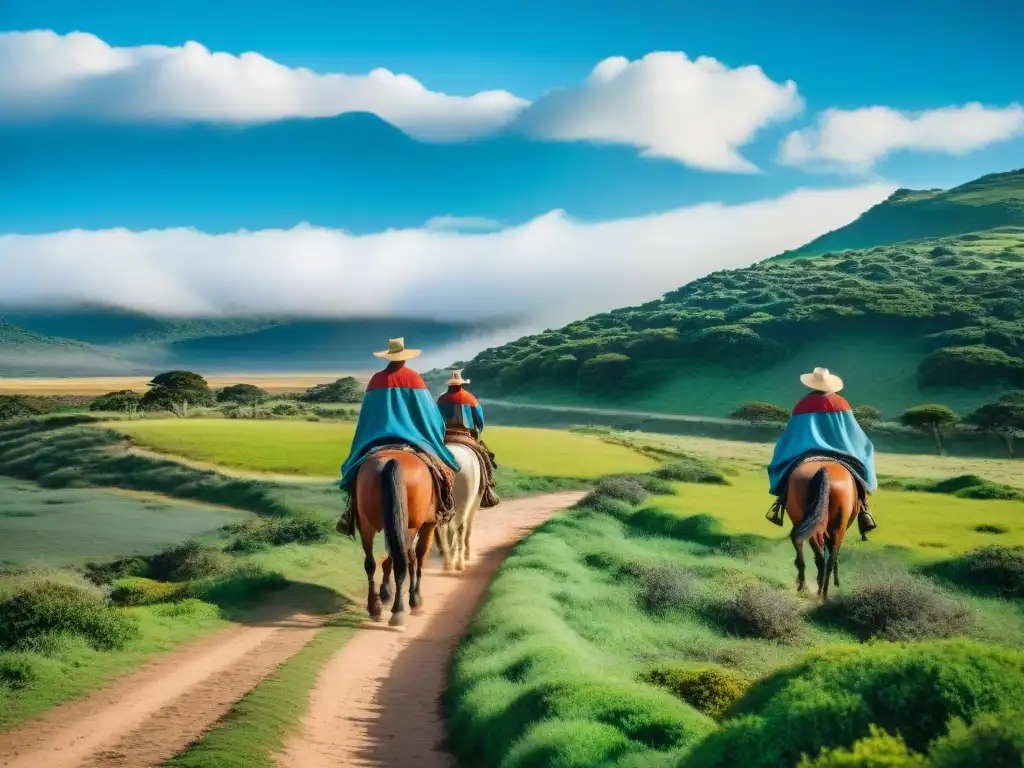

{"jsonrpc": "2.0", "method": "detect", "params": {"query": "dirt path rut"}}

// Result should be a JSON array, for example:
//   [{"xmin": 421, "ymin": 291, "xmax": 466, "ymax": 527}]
[{"xmin": 276, "ymin": 491, "xmax": 584, "ymax": 768}]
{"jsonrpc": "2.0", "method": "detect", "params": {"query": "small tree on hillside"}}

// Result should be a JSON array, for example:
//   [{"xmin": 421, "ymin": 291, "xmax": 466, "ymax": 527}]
[
  {"xmin": 141, "ymin": 371, "xmax": 214, "ymax": 418},
  {"xmin": 299, "ymin": 377, "xmax": 364, "ymax": 404},
  {"xmin": 899, "ymin": 404, "xmax": 959, "ymax": 455},
  {"xmin": 90, "ymin": 389, "xmax": 143, "ymax": 420},
  {"xmin": 852, "ymin": 405, "xmax": 883, "ymax": 431},
  {"xmin": 577, "ymin": 353, "xmax": 631, "ymax": 395},
  {"xmin": 730, "ymin": 402, "xmax": 790, "ymax": 426},
  {"xmin": 216, "ymin": 384, "xmax": 270, "ymax": 417},
  {"xmin": 966, "ymin": 400, "xmax": 1024, "ymax": 458}
]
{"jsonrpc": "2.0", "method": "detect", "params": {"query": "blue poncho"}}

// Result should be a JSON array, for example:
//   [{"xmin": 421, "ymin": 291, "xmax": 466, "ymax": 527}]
[
  {"xmin": 436, "ymin": 386, "xmax": 485, "ymax": 434},
  {"xmin": 767, "ymin": 392, "xmax": 878, "ymax": 495},
  {"xmin": 339, "ymin": 364, "xmax": 459, "ymax": 490}
]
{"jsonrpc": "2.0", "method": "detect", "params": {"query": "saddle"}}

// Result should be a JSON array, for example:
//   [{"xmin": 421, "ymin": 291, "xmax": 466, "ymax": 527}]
[
  {"xmin": 444, "ymin": 428, "xmax": 500, "ymax": 509},
  {"xmin": 339, "ymin": 443, "xmax": 457, "ymax": 538},
  {"xmin": 766, "ymin": 451, "xmax": 873, "ymax": 536}
]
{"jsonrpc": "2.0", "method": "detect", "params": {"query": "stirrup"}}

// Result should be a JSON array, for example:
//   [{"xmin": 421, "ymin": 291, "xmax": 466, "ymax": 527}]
[{"xmin": 765, "ymin": 509, "xmax": 785, "ymax": 527}]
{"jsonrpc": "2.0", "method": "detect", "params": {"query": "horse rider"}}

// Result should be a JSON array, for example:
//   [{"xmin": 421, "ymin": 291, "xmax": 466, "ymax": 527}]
[
  {"xmin": 336, "ymin": 338, "xmax": 460, "ymax": 535},
  {"xmin": 766, "ymin": 367, "xmax": 878, "ymax": 538},
  {"xmin": 436, "ymin": 369, "xmax": 485, "ymax": 438},
  {"xmin": 436, "ymin": 368, "xmax": 501, "ymax": 508}
]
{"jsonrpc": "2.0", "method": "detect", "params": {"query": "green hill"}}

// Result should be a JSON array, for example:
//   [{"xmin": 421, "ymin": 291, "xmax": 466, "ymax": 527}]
[
  {"xmin": 460, "ymin": 228, "xmax": 1024, "ymax": 419},
  {"xmin": 776, "ymin": 168, "xmax": 1024, "ymax": 258}
]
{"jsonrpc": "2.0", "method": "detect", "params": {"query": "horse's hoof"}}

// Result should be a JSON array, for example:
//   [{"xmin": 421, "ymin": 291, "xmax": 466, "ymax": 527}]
[
  {"xmin": 389, "ymin": 612, "xmax": 407, "ymax": 628},
  {"xmin": 455, "ymin": 561, "xmax": 465, "ymax": 572},
  {"xmin": 369, "ymin": 602, "xmax": 384, "ymax": 622}
]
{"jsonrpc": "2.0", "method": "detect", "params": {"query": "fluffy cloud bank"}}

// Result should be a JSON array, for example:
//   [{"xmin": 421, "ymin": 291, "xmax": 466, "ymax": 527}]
[
  {"xmin": 512, "ymin": 52, "xmax": 802, "ymax": 172},
  {"xmin": 0, "ymin": 184, "xmax": 892, "ymax": 327},
  {"xmin": 0, "ymin": 30, "xmax": 801, "ymax": 168},
  {"xmin": 779, "ymin": 103, "xmax": 1024, "ymax": 171}
]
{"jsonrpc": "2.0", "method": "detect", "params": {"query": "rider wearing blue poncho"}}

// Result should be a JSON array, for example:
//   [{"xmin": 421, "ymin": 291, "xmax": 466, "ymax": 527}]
[
  {"xmin": 336, "ymin": 338, "xmax": 460, "ymax": 534},
  {"xmin": 766, "ymin": 367, "xmax": 878, "ymax": 536}
]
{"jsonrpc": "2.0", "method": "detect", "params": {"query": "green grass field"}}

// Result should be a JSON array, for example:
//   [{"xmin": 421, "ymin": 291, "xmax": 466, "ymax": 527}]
[
  {"xmin": 109, "ymin": 420, "xmax": 660, "ymax": 479},
  {"xmin": 0, "ymin": 478, "xmax": 254, "ymax": 568}
]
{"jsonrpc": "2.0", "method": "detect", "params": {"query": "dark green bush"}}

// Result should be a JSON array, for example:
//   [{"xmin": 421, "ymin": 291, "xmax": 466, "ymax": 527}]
[
  {"xmin": 0, "ymin": 582, "xmax": 138, "ymax": 650},
  {"xmin": 148, "ymin": 540, "xmax": 229, "ymax": 582},
  {"xmin": 930, "ymin": 546, "xmax": 1024, "ymax": 598},
  {"xmin": 225, "ymin": 513, "xmax": 332, "ymax": 551},
  {"xmin": 640, "ymin": 663, "xmax": 750, "ymax": 720},
  {"xmin": 712, "ymin": 584, "xmax": 803, "ymax": 641},
  {"xmin": 83, "ymin": 556, "xmax": 149, "ymax": 585},
  {"xmin": 684, "ymin": 640, "xmax": 1024, "ymax": 768},
  {"xmin": 591, "ymin": 476, "xmax": 649, "ymax": 505},
  {"xmin": 189, "ymin": 563, "xmax": 287, "ymax": 608},
  {"xmin": 652, "ymin": 458, "xmax": 728, "ymax": 485},
  {"xmin": 815, "ymin": 574, "xmax": 973, "ymax": 641},
  {"xmin": 0, "ymin": 655, "xmax": 37, "ymax": 690}
]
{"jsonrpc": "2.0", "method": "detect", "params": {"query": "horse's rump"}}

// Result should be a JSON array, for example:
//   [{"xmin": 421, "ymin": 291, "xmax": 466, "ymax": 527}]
[
  {"xmin": 444, "ymin": 429, "xmax": 500, "ymax": 508},
  {"xmin": 767, "ymin": 451, "xmax": 869, "ymax": 526},
  {"xmin": 341, "ymin": 443, "xmax": 457, "ymax": 537}
]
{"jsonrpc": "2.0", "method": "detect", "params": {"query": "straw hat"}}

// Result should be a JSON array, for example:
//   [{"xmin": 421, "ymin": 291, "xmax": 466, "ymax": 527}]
[
  {"xmin": 373, "ymin": 337, "xmax": 421, "ymax": 361},
  {"xmin": 800, "ymin": 367, "xmax": 844, "ymax": 394},
  {"xmin": 446, "ymin": 369, "xmax": 470, "ymax": 386}
]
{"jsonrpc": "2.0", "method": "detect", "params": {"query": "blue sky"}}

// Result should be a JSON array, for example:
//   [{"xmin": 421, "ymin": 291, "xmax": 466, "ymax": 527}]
[{"xmin": 0, "ymin": 0, "xmax": 1022, "ymax": 326}]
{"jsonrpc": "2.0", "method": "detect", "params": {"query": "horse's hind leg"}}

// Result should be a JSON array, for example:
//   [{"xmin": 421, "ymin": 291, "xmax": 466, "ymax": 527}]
[
  {"xmin": 379, "ymin": 556, "xmax": 392, "ymax": 603},
  {"xmin": 791, "ymin": 531, "xmax": 807, "ymax": 593},
  {"xmin": 410, "ymin": 524, "xmax": 434, "ymax": 614},
  {"xmin": 454, "ymin": 520, "xmax": 467, "ymax": 571},
  {"xmin": 809, "ymin": 537, "xmax": 827, "ymax": 598},
  {"xmin": 361, "ymin": 531, "xmax": 383, "ymax": 622}
]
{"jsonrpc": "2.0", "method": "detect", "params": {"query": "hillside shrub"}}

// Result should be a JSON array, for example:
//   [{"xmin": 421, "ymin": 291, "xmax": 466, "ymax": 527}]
[
  {"xmin": 683, "ymin": 640, "xmax": 1024, "ymax": 768},
  {"xmin": 798, "ymin": 726, "xmax": 927, "ymax": 767},
  {"xmin": 0, "ymin": 656, "xmax": 37, "ymax": 691},
  {"xmin": 928, "ymin": 712, "xmax": 1024, "ymax": 768},
  {"xmin": 0, "ymin": 581, "xmax": 138, "ymax": 650},
  {"xmin": 711, "ymin": 584, "xmax": 803, "ymax": 641},
  {"xmin": 814, "ymin": 574, "xmax": 973, "ymax": 641},
  {"xmin": 928, "ymin": 546, "xmax": 1024, "ymax": 598},
  {"xmin": 652, "ymin": 457, "xmax": 728, "ymax": 485},
  {"xmin": 110, "ymin": 577, "xmax": 188, "ymax": 606},
  {"xmin": 577, "ymin": 353, "xmax": 632, "ymax": 395},
  {"xmin": 148, "ymin": 540, "xmax": 229, "ymax": 582},
  {"xmin": 640, "ymin": 663, "xmax": 750, "ymax": 720},
  {"xmin": 638, "ymin": 565, "xmax": 698, "ymax": 616},
  {"xmin": 225, "ymin": 513, "xmax": 332, "ymax": 552},
  {"xmin": 0, "ymin": 395, "xmax": 61, "ymax": 421},
  {"xmin": 189, "ymin": 563, "xmax": 287, "ymax": 608},
  {"xmin": 83, "ymin": 556, "xmax": 150, "ymax": 585},
  {"xmin": 918, "ymin": 346, "xmax": 1024, "ymax": 389},
  {"xmin": 590, "ymin": 476, "xmax": 649, "ymax": 505},
  {"xmin": 730, "ymin": 401, "xmax": 790, "ymax": 426}
]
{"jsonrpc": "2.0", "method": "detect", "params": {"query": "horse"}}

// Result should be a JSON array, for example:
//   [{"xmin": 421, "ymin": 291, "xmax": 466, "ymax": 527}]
[
  {"xmin": 435, "ymin": 442, "xmax": 483, "ymax": 572},
  {"xmin": 354, "ymin": 450, "xmax": 450, "ymax": 627},
  {"xmin": 785, "ymin": 460, "xmax": 861, "ymax": 600}
]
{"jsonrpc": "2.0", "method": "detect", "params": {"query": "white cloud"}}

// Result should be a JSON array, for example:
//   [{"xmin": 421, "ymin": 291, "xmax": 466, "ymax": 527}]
[
  {"xmin": 424, "ymin": 216, "xmax": 503, "ymax": 232},
  {"xmin": 0, "ymin": 184, "xmax": 893, "ymax": 329},
  {"xmin": 511, "ymin": 52, "xmax": 804, "ymax": 171},
  {"xmin": 0, "ymin": 30, "xmax": 527, "ymax": 141},
  {"xmin": 0, "ymin": 31, "xmax": 804, "ymax": 169},
  {"xmin": 779, "ymin": 103, "xmax": 1024, "ymax": 171}
]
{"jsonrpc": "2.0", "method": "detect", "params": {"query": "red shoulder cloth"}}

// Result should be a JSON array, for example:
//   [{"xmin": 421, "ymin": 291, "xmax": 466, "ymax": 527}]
[
  {"xmin": 792, "ymin": 392, "xmax": 851, "ymax": 415},
  {"xmin": 367, "ymin": 364, "xmax": 428, "ymax": 391},
  {"xmin": 437, "ymin": 386, "xmax": 479, "ymax": 406}
]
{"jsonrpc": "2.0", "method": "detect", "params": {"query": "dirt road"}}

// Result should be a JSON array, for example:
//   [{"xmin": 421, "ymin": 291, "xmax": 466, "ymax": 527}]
[
  {"xmin": 0, "ymin": 492, "xmax": 581, "ymax": 767},
  {"xmin": 276, "ymin": 491, "xmax": 584, "ymax": 768}
]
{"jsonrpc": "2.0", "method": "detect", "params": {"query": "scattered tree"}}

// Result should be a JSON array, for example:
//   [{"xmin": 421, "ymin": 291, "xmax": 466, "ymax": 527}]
[
  {"xmin": 298, "ymin": 377, "xmax": 364, "ymax": 403},
  {"xmin": 852, "ymin": 405, "xmax": 883, "ymax": 430},
  {"xmin": 89, "ymin": 389, "xmax": 143, "ymax": 420},
  {"xmin": 216, "ymin": 383, "xmax": 270, "ymax": 417},
  {"xmin": 141, "ymin": 371, "xmax": 214, "ymax": 418},
  {"xmin": 730, "ymin": 401, "xmax": 790, "ymax": 426},
  {"xmin": 899, "ymin": 404, "xmax": 959, "ymax": 455},
  {"xmin": 966, "ymin": 399, "xmax": 1024, "ymax": 458}
]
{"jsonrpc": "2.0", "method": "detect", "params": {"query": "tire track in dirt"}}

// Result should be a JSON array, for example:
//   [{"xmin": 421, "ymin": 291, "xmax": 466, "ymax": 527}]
[
  {"xmin": 276, "ymin": 491, "xmax": 585, "ymax": 768},
  {"xmin": 0, "ymin": 589, "xmax": 332, "ymax": 768}
]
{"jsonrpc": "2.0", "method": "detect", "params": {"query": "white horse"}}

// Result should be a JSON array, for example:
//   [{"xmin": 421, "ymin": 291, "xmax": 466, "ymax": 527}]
[{"xmin": 437, "ymin": 442, "xmax": 484, "ymax": 571}]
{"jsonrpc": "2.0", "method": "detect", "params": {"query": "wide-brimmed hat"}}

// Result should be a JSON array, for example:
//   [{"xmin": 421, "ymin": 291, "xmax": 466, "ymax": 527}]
[
  {"xmin": 373, "ymin": 337, "xmax": 421, "ymax": 361},
  {"xmin": 800, "ymin": 367, "xmax": 844, "ymax": 394},
  {"xmin": 446, "ymin": 369, "xmax": 470, "ymax": 386}
]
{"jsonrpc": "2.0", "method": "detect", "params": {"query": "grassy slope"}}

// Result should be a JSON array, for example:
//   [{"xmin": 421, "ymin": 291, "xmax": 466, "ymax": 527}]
[
  {"xmin": 109, "ymin": 420, "xmax": 660, "ymax": 479},
  {"xmin": 460, "ymin": 170, "xmax": 1024, "ymax": 419},
  {"xmin": 446, "ymin": 468, "xmax": 1024, "ymax": 767},
  {"xmin": 781, "ymin": 169, "xmax": 1024, "ymax": 256}
]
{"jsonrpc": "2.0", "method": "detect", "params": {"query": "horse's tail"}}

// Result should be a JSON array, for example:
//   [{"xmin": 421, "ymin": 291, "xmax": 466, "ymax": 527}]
[
  {"xmin": 793, "ymin": 466, "xmax": 830, "ymax": 543},
  {"xmin": 380, "ymin": 459, "xmax": 408, "ymax": 568}
]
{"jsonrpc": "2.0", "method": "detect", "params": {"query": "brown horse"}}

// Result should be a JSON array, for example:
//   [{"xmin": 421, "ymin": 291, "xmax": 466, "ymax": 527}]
[
  {"xmin": 785, "ymin": 460, "xmax": 861, "ymax": 600},
  {"xmin": 354, "ymin": 450, "xmax": 448, "ymax": 626}
]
